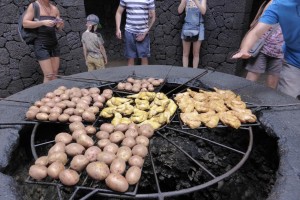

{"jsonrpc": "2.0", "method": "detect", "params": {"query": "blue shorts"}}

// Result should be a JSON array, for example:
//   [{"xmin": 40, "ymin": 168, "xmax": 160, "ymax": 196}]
[
  {"xmin": 181, "ymin": 23, "xmax": 205, "ymax": 41},
  {"xmin": 34, "ymin": 43, "xmax": 60, "ymax": 61},
  {"xmin": 124, "ymin": 30, "xmax": 150, "ymax": 58}
]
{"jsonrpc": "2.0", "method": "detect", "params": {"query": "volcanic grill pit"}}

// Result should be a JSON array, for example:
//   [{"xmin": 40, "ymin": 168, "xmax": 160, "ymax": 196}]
[{"xmin": 3, "ymin": 80, "xmax": 279, "ymax": 200}]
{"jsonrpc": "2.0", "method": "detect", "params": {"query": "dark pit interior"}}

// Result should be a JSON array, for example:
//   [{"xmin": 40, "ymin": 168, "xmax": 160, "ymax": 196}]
[{"xmin": 3, "ymin": 82, "xmax": 279, "ymax": 200}]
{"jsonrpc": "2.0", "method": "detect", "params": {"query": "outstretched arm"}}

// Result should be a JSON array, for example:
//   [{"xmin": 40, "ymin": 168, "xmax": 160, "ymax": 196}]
[{"xmin": 232, "ymin": 22, "xmax": 272, "ymax": 59}]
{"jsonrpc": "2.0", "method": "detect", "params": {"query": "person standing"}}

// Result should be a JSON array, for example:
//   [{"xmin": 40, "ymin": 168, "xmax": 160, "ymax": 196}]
[
  {"xmin": 23, "ymin": 0, "xmax": 64, "ymax": 83},
  {"xmin": 81, "ymin": 14, "xmax": 108, "ymax": 71},
  {"xmin": 233, "ymin": 0, "xmax": 300, "ymax": 98},
  {"xmin": 178, "ymin": 0, "xmax": 207, "ymax": 68},
  {"xmin": 244, "ymin": 0, "xmax": 284, "ymax": 89},
  {"xmin": 115, "ymin": 0, "xmax": 156, "ymax": 66}
]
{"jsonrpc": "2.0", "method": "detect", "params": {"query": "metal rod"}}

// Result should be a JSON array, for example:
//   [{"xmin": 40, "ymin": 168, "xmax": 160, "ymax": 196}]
[
  {"xmin": 34, "ymin": 140, "xmax": 55, "ymax": 147},
  {"xmin": 163, "ymin": 66, "xmax": 174, "ymax": 81},
  {"xmin": 166, "ymin": 127, "xmax": 245, "ymax": 155},
  {"xmin": 0, "ymin": 98, "xmax": 32, "ymax": 104},
  {"xmin": 165, "ymin": 70, "xmax": 209, "ymax": 96},
  {"xmin": 148, "ymin": 141, "xmax": 163, "ymax": 198},
  {"xmin": 30, "ymin": 123, "xmax": 39, "ymax": 160},
  {"xmin": 0, "ymin": 122, "xmax": 37, "ymax": 126},
  {"xmin": 55, "ymin": 75, "xmax": 118, "ymax": 84},
  {"xmin": 247, "ymin": 102, "xmax": 300, "ymax": 108},
  {"xmin": 56, "ymin": 185, "xmax": 63, "ymax": 200}
]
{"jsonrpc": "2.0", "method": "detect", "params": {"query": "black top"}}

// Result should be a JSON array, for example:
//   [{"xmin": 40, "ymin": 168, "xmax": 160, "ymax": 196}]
[{"xmin": 35, "ymin": 16, "xmax": 58, "ymax": 47}]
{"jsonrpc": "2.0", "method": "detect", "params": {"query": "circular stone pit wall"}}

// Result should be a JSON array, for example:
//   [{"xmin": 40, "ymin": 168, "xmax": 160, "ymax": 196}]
[{"xmin": 0, "ymin": 65, "xmax": 299, "ymax": 200}]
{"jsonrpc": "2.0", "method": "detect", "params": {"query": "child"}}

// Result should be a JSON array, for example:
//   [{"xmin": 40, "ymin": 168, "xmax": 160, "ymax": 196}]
[{"xmin": 81, "ymin": 14, "xmax": 107, "ymax": 71}]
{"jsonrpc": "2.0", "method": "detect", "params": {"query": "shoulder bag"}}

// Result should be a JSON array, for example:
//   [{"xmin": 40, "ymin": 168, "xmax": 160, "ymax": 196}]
[
  {"xmin": 249, "ymin": 24, "xmax": 279, "ymax": 57},
  {"xmin": 18, "ymin": 2, "xmax": 40, "ymax": 45}
]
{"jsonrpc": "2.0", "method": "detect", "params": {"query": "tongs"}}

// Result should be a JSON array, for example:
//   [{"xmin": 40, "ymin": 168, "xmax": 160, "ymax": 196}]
[
  {"xmin": 247, "ymin": 102, "xmax": 300, "ymax": 113},
  {"xmin": 0, "ymin": 98, "xmax": 32, "ymax": 104},
  {"xmin": 165, "ymin": 69, "xmax": 210, "ymax": 96},
  {"xmin": 54, "ymin": 75, "xmax": 118, "ymax": 84}
]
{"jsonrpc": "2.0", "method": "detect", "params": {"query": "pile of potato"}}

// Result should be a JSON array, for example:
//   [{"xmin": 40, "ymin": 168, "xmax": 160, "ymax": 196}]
[
  {"xmin": 116, "ymin": 77, "xmax": 164, "ymax": 93},
  {"xmin": 25, "ymin": 86, "xmax": 113, "ymax": 123},
  {"xmin": 28, "ymin": 121, "xmax": 154, "ymax": 193}
]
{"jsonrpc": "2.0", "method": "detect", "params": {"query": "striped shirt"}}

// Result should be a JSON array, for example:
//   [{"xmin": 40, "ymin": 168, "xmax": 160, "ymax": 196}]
[{"xmin": 120, "ymin": 0, "xmax": 155, "ymax": 34}]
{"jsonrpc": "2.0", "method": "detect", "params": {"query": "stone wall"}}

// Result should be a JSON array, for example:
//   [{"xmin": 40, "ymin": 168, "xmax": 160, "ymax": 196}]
[{"xmin": 0, "ymin": 0, "xmax": 254, "ymax": 98}]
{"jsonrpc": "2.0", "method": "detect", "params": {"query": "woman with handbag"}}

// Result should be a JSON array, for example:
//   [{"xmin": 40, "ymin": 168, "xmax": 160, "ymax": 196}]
[
  {"xmin": 178, "ymin": 0, "xmax": 207, "ymax": 68},
  {"xmin": 244, "ymin": 0, "xmax": 284, "ymax": 89},
  {"xmin": 23, "ymin": 0, "xmax": 64, "ymax": 83}
]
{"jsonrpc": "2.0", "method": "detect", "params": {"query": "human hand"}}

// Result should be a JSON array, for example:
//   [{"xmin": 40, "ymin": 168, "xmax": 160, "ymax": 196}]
[
  {"xmin": 136, "ymin": 33, "xmax": 146, "ymax": 42},
  {"xmin": 231, "ymin": 50, "xmax": 252, "ymax": 59},
  {"xmin": 43, "ymin": 20, "xmax": 56, "ymax": 27},
  {"xmin": 104, "ymin": 57, "xmax": 108, "ymax": 64},
  {"xmin": 116, "ymin": 29, "xmax": 122, "ymax": 39},
  {"xmin": 54, "ymin": 18, "xmax": 64, "ymax": 30}
]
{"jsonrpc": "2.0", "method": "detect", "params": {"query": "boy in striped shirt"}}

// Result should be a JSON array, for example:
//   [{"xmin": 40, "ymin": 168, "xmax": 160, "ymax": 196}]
[{"xmin": 115, "ymin": 0, "xmax": 156, "ymax": 66}]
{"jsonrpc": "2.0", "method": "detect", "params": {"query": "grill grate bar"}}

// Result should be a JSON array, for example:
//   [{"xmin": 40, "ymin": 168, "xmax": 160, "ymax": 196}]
[
  {"xmin": 166, "ymin": 126, "xmax": 245, "ymax": 155},
  {"xmin": 156, "ymin": 131, "xmax": 216, "ymax": 179},
  {"xmin": 34, "ymin": 140, "xmax": 55, "ymax": 147},
  {"xmin": 148, "ymin": 141, "xmax": 163, "ymax": 200}
]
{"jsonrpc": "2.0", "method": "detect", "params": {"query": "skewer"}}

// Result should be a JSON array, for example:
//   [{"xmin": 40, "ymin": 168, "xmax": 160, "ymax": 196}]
[
  {"xmin": 55, "ymin": 75, "xmax": 118, "ymax": 84},
  {"xmin": 163, "ymin": 65, "xmax": 174, "ymax": 80},
  {"xmin": 165, "ymin": 69, "xmax": 209, "ymax": 96},
  {"xmin": 248, "ymin": 102, "xmax": 300, "ymax": 108},
  {"xmin": 0, "ymin": 98, "xmax": 32, "ymax": 104},
  {"xmin": 0, "ymin": 122, "xmax": 37, "ymax": 125}
]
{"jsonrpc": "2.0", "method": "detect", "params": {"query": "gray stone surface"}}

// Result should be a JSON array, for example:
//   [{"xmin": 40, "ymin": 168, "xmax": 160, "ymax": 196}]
[
  {"xmin": 0, "ymin": 128, "xmax": 20, "ymax": 171},
  {"xmin": 0, "ymin": 0, "xmax": 255, "ymax": 98},
  {"xmin": 0, "ymin": 173, "xmax": 22, "ymax": 200}
]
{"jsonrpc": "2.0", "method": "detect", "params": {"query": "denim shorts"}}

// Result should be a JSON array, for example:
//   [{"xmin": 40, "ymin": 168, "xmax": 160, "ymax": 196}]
[
  {"xmin": 181, "ymin": 23, "xmax": 205, "ymax": 41},
  {"xmin": 124, "ymin": 30, "xmax": 150, "ymax": 58},
  {"xmin": 34, "ymin": 43, "xmax": 60, "ymax": 61}
]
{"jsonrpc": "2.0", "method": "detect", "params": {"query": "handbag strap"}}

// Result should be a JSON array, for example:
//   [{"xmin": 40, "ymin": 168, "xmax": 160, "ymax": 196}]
[
  {"xmin": 32, "ymin": 2, "xmax": 40, "ymax": 21},
  {"xmin": 250, "ymin": 0, "xmax": 268, "ymax": 28},
  {"xmin": 264, "ymin": 24, "xmax": 280, "ymax": 40}
]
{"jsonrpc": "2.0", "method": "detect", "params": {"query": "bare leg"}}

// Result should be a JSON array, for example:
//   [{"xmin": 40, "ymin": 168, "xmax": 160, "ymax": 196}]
[
  {"xmin": 192, "ymin": 40, "xmax": 201, "ymax": 68},
  {"xmin": 182, "ymin": 40, "xmax": 191, "ymax": 67},
  {"xmin": 50, "ymin": 57, "xmax": 60, "ymax": 80},
  {"xmin": 266, "ymin": 74, "xmax": 279, "ymax": 89},
  {"xmin": 141, "ymin": 58, "xmax": 148, "ymax": 65},
  {"xmin": 128, "ymin": 58, "xmax": 135, "ymax": 66},
  {"xmin": 38, "ymin": 59, "xmax": 55, "ymax": 83},
  {"xmin": 246, "ymin": 71, "xmax": 260, "ymax": 82}
]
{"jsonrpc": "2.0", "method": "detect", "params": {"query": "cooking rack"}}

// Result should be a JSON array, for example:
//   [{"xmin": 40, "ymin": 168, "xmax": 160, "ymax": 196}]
[{"xmin": 26, "ymin": 79, "xmax": 259, "ymax": 200}]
